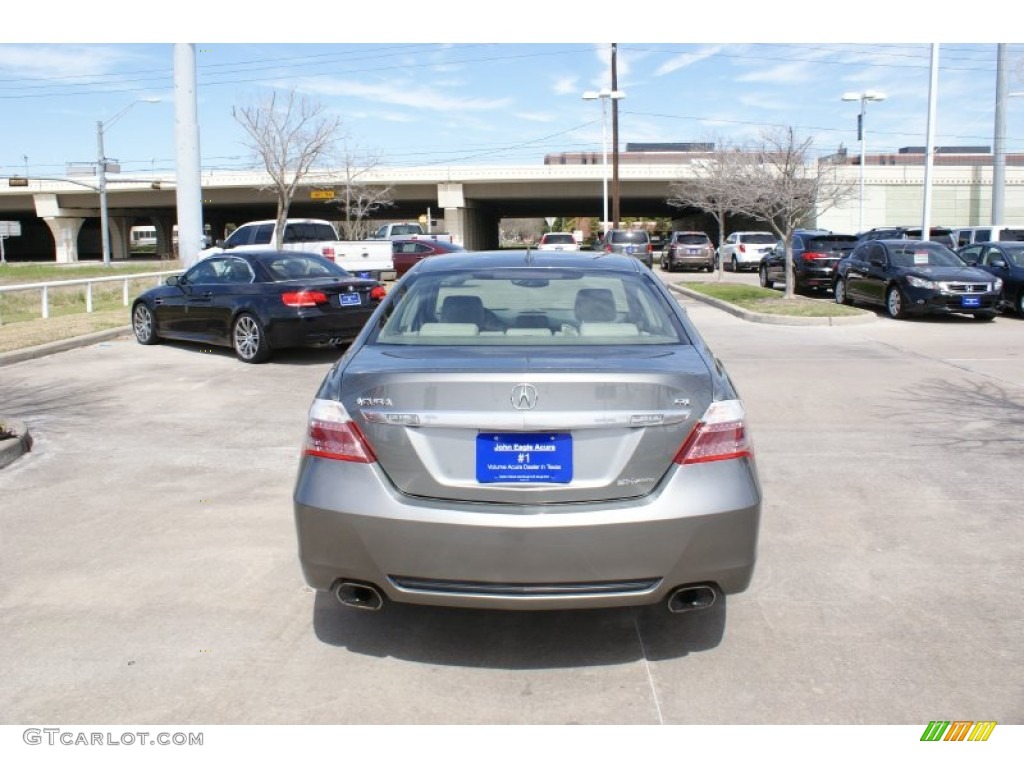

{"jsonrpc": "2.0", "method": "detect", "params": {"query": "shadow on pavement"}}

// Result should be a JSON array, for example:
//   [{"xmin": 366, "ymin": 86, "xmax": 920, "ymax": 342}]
[{"xmin": 312, "ymin": 590, "xmax": 726, "ymax": 669}]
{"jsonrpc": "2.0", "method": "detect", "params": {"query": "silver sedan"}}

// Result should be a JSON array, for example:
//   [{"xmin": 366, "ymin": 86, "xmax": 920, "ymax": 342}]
[{"xmin": 293, "ymin": 251, "xmax": 761, "ymax": 616}]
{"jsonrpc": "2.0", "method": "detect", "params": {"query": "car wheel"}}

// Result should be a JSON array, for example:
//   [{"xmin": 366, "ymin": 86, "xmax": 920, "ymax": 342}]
[
  {"xmin": 232, "ymin": 313, "xmax": 271, "ymax": 363},
  {"xmin": 132, "ymin": 302, "xmax": 160, "ymax": 345},
  {"xmin": 972, "ymin": 312, "xmax": 996, "ymax": 322},
  {"xmin": 1017, "ymin": 290, "xmax": 1024, "ymax": 317},
  {"xmin": 834, "ymin": 278, "xmax": 853, "ymax": 305},
  {"xmin": 731, "ymin": 256, "xmax": 738, "ymax": 273},
  {"xmin": 886, "ymin": 285, "xmax": 908, "ymax": 319},
  {"xmin": 759, "ymin": 265, "xmax": 774, "ymax": 289}
]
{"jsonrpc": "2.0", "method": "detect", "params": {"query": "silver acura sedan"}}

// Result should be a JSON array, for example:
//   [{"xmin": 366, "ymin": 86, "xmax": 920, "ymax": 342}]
[{"xmin": 293, "ymin": 251, "xmax": 761, "ymax": 615}]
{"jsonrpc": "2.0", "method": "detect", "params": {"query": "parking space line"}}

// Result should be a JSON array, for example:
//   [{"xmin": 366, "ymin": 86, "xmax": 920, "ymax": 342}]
[{"xmin": 633, "ymin": 616, "xmax": 665, "ymax": 725}]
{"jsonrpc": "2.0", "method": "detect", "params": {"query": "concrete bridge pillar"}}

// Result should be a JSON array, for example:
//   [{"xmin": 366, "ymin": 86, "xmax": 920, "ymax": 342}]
[
  {"xmin": 438, "ymin": 183, "xmax": 499, "ymax": 250},
  {"xmin": 109, "ymin": 217, "xmax": 132, "ymax": 260},
  {"xmin": 153, "ymin": 217, "xmax": 175, "ymax": 259},
  {"xmin": 42, "ymin": 217, "xmax": 85, "ymax": 263}
]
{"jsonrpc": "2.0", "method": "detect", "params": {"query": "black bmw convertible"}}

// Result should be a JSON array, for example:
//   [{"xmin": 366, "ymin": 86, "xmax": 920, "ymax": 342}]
[{"xmin": 131, "ymin": 251, "xmax": 386, "ymax": 363}]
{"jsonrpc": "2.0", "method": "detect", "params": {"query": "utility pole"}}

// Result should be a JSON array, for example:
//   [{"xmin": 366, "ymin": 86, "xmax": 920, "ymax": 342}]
[
  {"xmin": 993, "ymin": 44, "xmax": 1008, "ymax": 224},
  {"xmin": 611, "ymin": 43, "xmax": 621, "ymax": 228}
]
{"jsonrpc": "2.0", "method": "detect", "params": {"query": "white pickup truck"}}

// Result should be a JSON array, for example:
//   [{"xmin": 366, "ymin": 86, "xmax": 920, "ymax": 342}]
[
  {"xmin": 372, "ymin": 221, "xmax": 454, "ymax": 243},
  {"xmin": 200, "ymin": 218, "xmax": 394, "ymax": 279}
]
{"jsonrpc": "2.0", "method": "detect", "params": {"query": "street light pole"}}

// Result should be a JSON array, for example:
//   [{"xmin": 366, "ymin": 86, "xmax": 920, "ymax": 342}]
[
  {"xmin": 841, "ymin": 91, "xmax": 886, "ymax": 232},
  {"xmin": 582, "ymin": 88, "xmax": 625, "ymax": 238},
  {"xmin": 97, "ymin": 98, "xmax": 160, "ymax": 266}
]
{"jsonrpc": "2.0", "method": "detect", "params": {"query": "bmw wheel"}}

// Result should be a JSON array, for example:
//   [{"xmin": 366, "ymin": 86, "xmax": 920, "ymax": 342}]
[
  {"xmin": 759, "ymin": 265, "xmax": 774, "ymax": 289},
  {"xmin": 232, "ymin": 313, "xmax": 271, "ymax": 363},
  {"xmin": 886, "ymin": 285, "xmax": 908, "ymax": 320},
  {"xmin": 132, "ymin": 302, "xmax": 160, "ymax": 345},
  {"xmin": 834, "ymin": 278, "xmax": 852, "ymax": 306},
  {"xmin": 1017, "ymin": 290, "xmax": 1024, "ymax": 317}
]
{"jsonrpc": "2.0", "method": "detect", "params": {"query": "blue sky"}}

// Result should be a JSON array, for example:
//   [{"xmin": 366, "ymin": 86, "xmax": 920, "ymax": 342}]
[{"xmin": 2, "ymin": 4, "xmax": 1021, "ymax": 179}]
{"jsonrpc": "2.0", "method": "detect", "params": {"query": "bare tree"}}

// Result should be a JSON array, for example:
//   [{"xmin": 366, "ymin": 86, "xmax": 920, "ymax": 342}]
[
  {"xmin": 332, "ymin": 146, "xmax": 395, "ymax": 240},
  {"xmin": 729, "ymin": 127, "xmax": 856, "ymax": 298},
  {"xmin": 233, "ymin": 90, "xmax": 344, "ymax": 249},
  {"xmin": 667, "ymin": 137, "xmax": 746, "ymax": 282}
]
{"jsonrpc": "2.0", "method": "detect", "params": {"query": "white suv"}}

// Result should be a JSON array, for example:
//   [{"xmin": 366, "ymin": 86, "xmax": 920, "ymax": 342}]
[{"xmin": 719, "ymin": 232, "xmax": 777, "ymax": 272}]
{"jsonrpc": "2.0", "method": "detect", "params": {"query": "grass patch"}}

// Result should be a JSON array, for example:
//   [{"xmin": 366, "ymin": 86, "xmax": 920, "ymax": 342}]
[
  {"xmin": 682, "ymin": 282, "xmax": 868, "ymax": 317},
  {"xmin": 0, "ymin": 260, "xmax": 180, "ymax": 286},
  {"xmin": 0, "ymin": 308, "xmax": 130, "ymax": 353}
]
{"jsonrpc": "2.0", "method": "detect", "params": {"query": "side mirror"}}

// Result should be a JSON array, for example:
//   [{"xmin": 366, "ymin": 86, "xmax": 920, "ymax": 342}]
[
  {"xmin": 870, "ymin": 256, "xmax": 885, "ymax": 267},
  {"xmin": 165, "ymin": 275, "xmax": 182, "ymax": 287},
  {"xmin": 216, "ymin": 239, "xmax": 227, "ymax": 248},
  {"xmin": 989, "ymin": 258, "xmax": 1008, "ymax": 269}
]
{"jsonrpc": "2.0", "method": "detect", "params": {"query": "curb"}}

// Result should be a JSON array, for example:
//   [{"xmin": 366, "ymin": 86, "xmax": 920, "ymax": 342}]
[
  {"xmin": 0, "ymin": 326, "xmax": 133, "ymax": 367},
  {"xmin": 668, "ymin": 284, "xmax": 876, "ymax": 326},
  {"xmin": 0, "ymin": 417, "xmax": 33, "ymax": 469}
]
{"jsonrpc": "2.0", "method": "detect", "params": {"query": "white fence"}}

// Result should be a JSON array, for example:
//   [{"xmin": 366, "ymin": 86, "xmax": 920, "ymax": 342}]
[{"xmin": 0, "ymin": 270, "xmax": 181, "ymax": 323}]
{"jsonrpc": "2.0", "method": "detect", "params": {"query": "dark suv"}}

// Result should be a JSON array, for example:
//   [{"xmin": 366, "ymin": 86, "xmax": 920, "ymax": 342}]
[
  {"xmin": 602, "ymin": 229, "xmax": 653, "ymax": 268},
  {"xmin": 661, "ymin": 231, "xmax": 715, "ymax": 272},
  {"xmin": 856, "ymin": 226, "xmax": 955, "ymax": 249},
  {"xmin": 759, "ymin": 230, "xmax": 858, "ymax": 293}
]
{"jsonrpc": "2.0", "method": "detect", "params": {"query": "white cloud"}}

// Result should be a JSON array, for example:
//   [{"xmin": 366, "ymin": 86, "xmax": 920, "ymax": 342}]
[
  {"xmin": 552, "ymin": 75, "xmax": 578, "ymax": 96},
  {"xmin": 513, "ymin": 111, "xmax": 555, "ymax": 123},
  {"xmin": 283, "ymin": 77, "xmax": 511, "ymax": 112},
  {"xmin": 655, "ymin": 46, "xmax": 723, "ymax": 77},
  {"xmin": 736, "ymin": 61, "xmax": 813, "ymax": 84},
  {"xmin": 0, "ymin": 44, "xmax": 132, "ymax": 82}
]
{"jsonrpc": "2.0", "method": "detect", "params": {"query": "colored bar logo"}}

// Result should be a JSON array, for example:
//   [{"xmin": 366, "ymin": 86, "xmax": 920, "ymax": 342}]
[{"xmin": 921, "ymin": 721, "xmax": 997, "ymax": 741}]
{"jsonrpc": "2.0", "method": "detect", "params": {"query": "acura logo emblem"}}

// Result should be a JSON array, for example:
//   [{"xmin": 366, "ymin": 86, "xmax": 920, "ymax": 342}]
[{"xmin": 511, "ymin": 383, "xmax": 538, "ymax": 410}]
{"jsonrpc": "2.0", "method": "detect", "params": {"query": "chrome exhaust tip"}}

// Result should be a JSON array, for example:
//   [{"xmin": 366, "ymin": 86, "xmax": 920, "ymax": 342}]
[
  {"xmin": 667, "ymin": 585, "xmax": 717, "ymax": 614},
  {"xmin": 335, "ymin": 582, "xmax": 384, "ymax": 611}
]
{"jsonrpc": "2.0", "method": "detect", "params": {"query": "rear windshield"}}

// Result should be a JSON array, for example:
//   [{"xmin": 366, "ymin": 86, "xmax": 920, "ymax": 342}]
[
  {"xmin": 283, "ymin": 222, "xmax": 338, "ymax": 243},
  {"xmin": 258, "ymin": 253, "xmax": 352, "ymax": 280},
  {"xmin": 675, "ymin": 234, "xmax": 710, "ymax": 245},
  {"xmin": 373, "ymin": 269, "xmax": 687, "ymax": 346},
  {"xmin": 739, "ymin": 234, "xmax": 776, "ymax": 244},
  {"xmin": 997, "ymin": 229, "xmax": 1024, "ymax": 242},
  {"xmin": 609, "ymin": 231, "xmax": 649, "ymax": 244},
  {"xmin": 542, "ymin": 234, "xmax": 577, "ymax": 244},
  {"xmin": 805, "ymin": 236, "xmax": 858, "ymax": 250}
]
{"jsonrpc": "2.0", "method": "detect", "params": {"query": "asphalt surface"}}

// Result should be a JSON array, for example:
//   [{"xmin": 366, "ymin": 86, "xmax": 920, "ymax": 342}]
[{"xmin": 1, "ymin": 271, "xmax": 1022, "ymax": 726}]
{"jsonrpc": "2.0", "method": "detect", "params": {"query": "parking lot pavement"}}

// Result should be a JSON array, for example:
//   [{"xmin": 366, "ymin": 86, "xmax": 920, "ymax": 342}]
[{"xmin": 1, "ymin": 305, "xmax": 1022, "ymax": 725}]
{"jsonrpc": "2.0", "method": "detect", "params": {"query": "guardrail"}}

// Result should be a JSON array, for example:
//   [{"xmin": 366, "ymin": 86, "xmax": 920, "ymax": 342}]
[{"xmin": 0, "ymin": 270, "xmax": 181, "ymax": 322}]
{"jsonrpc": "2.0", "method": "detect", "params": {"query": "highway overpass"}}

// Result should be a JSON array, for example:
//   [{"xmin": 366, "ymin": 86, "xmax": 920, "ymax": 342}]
[{"xmin": 2, "ymin": 162, "xmax": 1024, "ymax": 262}]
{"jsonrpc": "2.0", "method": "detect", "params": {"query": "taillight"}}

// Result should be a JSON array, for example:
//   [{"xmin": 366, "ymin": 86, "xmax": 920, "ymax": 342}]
[
  {"xmin": 322, "ymin": 247, "xmax": 335, "ymax": 261},
  {"xmin": 673, "ymin": 400, "xmax": 753, "ymax": 465},
  {"xmin": 370, "ymin": 285, "xmax": 387, "ymax": 301},
  {"xmin": 646, "ymin": 243, "xmax": 653, "ymax": 253},
  {"xmin": 802, "ymin": 251, "xmax": 825, "ymax": 261},
  {"xmin": 738, "ymin": 244, "xmax": 747, "ymax": 253},
  {"xmin": 604, "ymin": 243, "xmax": 613, "ymax": 253},
  {"xmin": 304, "ymin": 399, "xmax": 376, "ymax": 463},
  {"xmin": 282, "ymin": 290, "xmax": 328, "ymax": 307}
]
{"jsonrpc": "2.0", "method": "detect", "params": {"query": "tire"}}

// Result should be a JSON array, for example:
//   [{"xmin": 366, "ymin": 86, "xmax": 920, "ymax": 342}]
[
  {"xmin": 232, "ymin": 313, "xmax": 271, "ymax": 363},
  {"xmin": 731, "ymin": 256, "xmax": 739, "ymax": 273},
  {"xmin": 1017, "ymin": 290, "xmax": 1024, "ymax": 317},
  {"xmin": 834, "ymin": 278, "xmax": 853, "ymax": 306},
  {"xmin": 886, "ymin": 285, "xmax": 908, "ymax": 320},
  {"xmin": 759, "ymin": 265, "xmax": 774, "ymax": 289},
  {"xmin": 132, "ymin": 302, "xmax": 160, "ymax": 345}
]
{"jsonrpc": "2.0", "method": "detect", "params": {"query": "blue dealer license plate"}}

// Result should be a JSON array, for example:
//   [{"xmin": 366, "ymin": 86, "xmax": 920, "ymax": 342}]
[
  {"xmin": 961, "ymin": 295, "xmax": 981, "ymax": 308},
  {"xmin": 339, "ymin": 293, "xmax": 362, "ymax": 306},
  {"xmin": 476, "ymin": 433, "xmax": 572, "ymax": 483}
]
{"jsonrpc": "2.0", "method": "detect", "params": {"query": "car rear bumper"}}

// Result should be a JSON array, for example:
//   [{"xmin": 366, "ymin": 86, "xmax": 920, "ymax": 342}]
[
  {"xmin": 267, "ymin": 309, "xmax": 376, "ymax": 347},
  {"xmin": 294, "ymin": 456, "xmax": 761, "ymax": 610}
]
